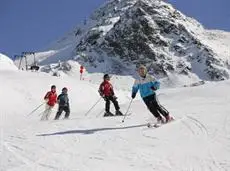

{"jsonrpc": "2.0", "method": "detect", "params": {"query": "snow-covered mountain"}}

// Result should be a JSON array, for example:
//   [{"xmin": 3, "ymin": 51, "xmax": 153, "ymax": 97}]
[
  {"xmin": 74, "ymin": 0, "xmax": 230, "ymax": 80},
  {"xmin": 15, "ymin": 0, "xmax": 230, "ymax": 83}
]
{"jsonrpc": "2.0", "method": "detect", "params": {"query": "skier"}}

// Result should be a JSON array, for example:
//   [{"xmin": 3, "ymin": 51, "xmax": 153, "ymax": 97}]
[
  {"xmin": 131, "ymin": 65, "xmax": 173, "ymax": 123},
  {"xmin": 41, "ymin": 85, "xmax": 57, "ymax": 121},
  {"xmin": 99, "ymin": 74, "xmax": 123, "ymax": 117},
  {"xmin": 54, "ymin": 87, "xmax": 70, "ymax": 120}
]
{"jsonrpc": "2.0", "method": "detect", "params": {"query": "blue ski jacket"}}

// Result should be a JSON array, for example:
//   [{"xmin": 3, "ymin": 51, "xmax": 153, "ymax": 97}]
[{"xmin": 132, "ymin": 74, "xmax": 160, "ymax": 99}]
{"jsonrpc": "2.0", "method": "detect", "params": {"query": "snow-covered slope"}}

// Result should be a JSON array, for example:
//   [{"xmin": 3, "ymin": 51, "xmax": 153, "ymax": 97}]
[
  {"xmin": 1, "ymin": 68, "xmax": 230, "ymax": 171},
  {"xmin": 0, "ymin": 53, "xmax": 18, "ymax": 71},
  {"xmin": 201, "ymin": 30, "xmax": 230, "ymax": 61}
]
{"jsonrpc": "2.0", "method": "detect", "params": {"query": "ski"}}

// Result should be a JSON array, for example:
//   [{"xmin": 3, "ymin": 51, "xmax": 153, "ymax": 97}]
[
  {"xmin": 103, "ymin": 113, "xmax": 131, "ymax": 117},
  {"xmin": 147, "ymin": 118, "xmax": 175, "ymax": 128}
]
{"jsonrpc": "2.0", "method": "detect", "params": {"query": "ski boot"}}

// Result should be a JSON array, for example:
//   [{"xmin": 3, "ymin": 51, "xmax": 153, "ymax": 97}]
[
  {"xmin": 103, "ymin": 111, "xmax": 114, "ymax": 117},
  {"xmin": 115, "ymin": 110, "xmax": 123, "ymax": 116},
  {"xmin": 147, "ymin": 116, "xmax": 164, "ymax": 128},
  {"xmin": 165, "ymin": 114, "xmax": 174, "ymax": 123},
  {"xmin": 54, "ymin": 116, "xmax": 60, "ymax": 120},
  {"xmin": 157, "ymin": 116, "xmax": 165, "ymax": 124}
]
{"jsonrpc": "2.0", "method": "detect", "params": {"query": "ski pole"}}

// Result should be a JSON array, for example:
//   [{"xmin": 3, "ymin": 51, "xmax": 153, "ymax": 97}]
[
  {"xmin": 27, "ymin": 102, "xmax": 46, "ymax": 116},
  {"xmin": 96, "ymin": 108, "xmax": 104, "ymax": 118},
  {"xmin": 38, "ymin": 107, "xmax": 51, "ymax": 116},
  {"xmin": 121, "ymin": 99, "xmax": 133, "ymax": 123},
  {"xmin": 84, "ymin": 97, "xmax": 102, "ymax": 116}
]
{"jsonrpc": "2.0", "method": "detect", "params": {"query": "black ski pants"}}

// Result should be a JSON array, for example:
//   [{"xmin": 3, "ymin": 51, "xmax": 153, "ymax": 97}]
[
  {"xmin": 104, "ymin": 96, "xmax": 120, "ymax": 112},
  {"xmin": 143, "ymin": 94, "xmax": 169, "ymax": 118},
  {"xmin": 55, "ymin": 106, "xmax": 70, "ymax": 119}
]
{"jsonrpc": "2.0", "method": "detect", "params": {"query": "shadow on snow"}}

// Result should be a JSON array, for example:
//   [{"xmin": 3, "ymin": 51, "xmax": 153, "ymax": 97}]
[{"xmin": 37, "ymin": 124, "xmax": 146, "ymax": 136}]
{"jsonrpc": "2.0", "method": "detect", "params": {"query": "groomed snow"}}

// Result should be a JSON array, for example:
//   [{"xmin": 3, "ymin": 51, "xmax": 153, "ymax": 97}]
[
  {"xmin": 0, "ymin": 53, "xmax": 18, "ymax": 71},
  {"xmin": 1, "ymin": 69, "xmax": 230, "ymax": 171}
]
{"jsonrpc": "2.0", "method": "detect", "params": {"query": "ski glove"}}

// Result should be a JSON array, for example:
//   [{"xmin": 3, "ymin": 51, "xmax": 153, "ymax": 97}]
[
  {"xmin": 151, "ymin": 86, "xmax": 157, "ymax": 91},
  {"xmin": 131, "ymin": 93, "xmax": 136, "ymax": 99},
  {"xmin": 98, "ymin": 90, "xmax": 103, "ymax": 97},
  {"xmin": 101, "ymin": 95, "xmax": 107, "ymax": 101}
]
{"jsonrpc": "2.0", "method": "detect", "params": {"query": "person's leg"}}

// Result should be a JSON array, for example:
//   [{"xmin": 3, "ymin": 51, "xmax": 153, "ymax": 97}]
[
  {"xmin": 110, "ymin": 96, "xmax": 123, "ymax": 115},
  {"xmin": 110, "ymin": 96, "xmax": 120, "ymax": 111},
  {"xmin": 41, "ymin": 105, "xmax": 51, "ymax": 121},
  {"xmin": 153, "ymin": 94, "xmax": 169, "ymax": 117},
  {"xmin": 64, "ymin": 106, "xmax": 70, "ymax": 119},
  {"xmin": 55, "ymin": 106, "xmax": 64, "ymax": 120},
  {"xmin": 46, "ymin": 106, "xmax": 53, "ymax": 120},
  {"xmin": 104, "ymin": 97, "xmax": 114, "ymax": 116},
  {"xmin": 150, "ymin": 94, "xmax": 173, "ymax": 122},
  {"xmin": 143, "ymin": 95, "xmax": 162, "ymax": 118},
  {"xmin": 105, "ymin": 97, "xmax": 111, "ymax": 113}
]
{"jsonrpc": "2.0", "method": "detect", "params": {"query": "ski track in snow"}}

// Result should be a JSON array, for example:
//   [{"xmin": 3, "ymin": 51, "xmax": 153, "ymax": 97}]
[{"xmin": 3, "ymin": 113, "xmax": 230, "ymax": 171}]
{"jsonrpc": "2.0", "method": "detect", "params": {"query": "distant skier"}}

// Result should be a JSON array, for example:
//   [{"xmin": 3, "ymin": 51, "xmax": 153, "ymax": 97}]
[
  {"xmin": 41, "ymin": 85, "xmax": 57, "ymax": 121},
  {"xmin": 54, "ymin": 87, "xmax": 70, "ymax": 120},
  {"xmin": 99, "ymin": 74, "xmax": 123, "ymax": 117},
  {"xmin": 131, "ymin": 65, "xmax": 173, "ymax": 123}
]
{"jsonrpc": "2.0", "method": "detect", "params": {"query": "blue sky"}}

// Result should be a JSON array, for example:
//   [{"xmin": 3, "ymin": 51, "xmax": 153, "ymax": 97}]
[
  {"xmin": 0, "ymin": 0, "xmax": 107, "ymax": 58},
  {"xmin": 0, "ymin": 0, "xmax": 230, "ymax": 58},
  {"xmin": 168, "ymin": 0, "xmax": 230, "ymax": 31}
]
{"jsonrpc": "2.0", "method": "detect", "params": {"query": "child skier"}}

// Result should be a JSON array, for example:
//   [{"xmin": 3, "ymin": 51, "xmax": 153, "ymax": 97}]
[
  {"xmin": 131, "ymin": 65, "xmax": 173, "ymax": 123},
  {"xmin": 41, "ymin": 85, "xmax": 57, "ymax": 121},
  {"xmin": 99, "ymin": 74, "xmax": 123, "ymax": 117},
  {"xmin": 54, "ymin": 87, "xmax": 70, "ymax": 120}
]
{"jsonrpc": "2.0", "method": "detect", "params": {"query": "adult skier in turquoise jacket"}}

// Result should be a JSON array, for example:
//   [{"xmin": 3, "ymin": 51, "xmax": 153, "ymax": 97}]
[{"xmin": 132, "ymin": 65, "xmax": 173, "ymax": 123}]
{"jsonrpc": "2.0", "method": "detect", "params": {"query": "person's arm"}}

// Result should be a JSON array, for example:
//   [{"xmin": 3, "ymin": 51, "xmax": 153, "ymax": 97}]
[
  {"xmin": 98, "ymin": 83, "xmax": 104, "ymax": 97},
  {"xmin": 44, "ymin": 92, "xmax": 50, "ymax": 100},
  {"xmin": 57, "ymin": 94, "xmax": 61, "ymax": 104},
  {"xmin": 67, "ymin": 95, "xmax": 70, "ymax": 106},
  {"xmin": 131, "ymin": 80, "xmax": 139, "ymax": 99},
  {"xmin": 149, "ymin": 76, "xmax": 160, "ymax": 91},
  {"xmin": 110, "ymin": 84, "xmax": 115, "ymax": 96}
]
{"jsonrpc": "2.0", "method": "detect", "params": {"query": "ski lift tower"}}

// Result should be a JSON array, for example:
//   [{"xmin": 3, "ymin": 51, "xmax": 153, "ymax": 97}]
[
  {"xmin": 22, "ymin": 51, "xmax": 39, "ymax": 70},
  {"xmin": 14, "ymin": 55, "xmax": 26, "ymax": 70}
]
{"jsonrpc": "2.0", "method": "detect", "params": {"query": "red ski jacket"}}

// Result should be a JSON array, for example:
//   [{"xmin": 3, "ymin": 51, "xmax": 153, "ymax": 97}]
[
  {"xmin": 44, "ymin": 91, "xmax": 57, "ymax": 106},
  {"xmin": 99, "ymin": 80, "xmax": 114, "ymax": 97}
]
